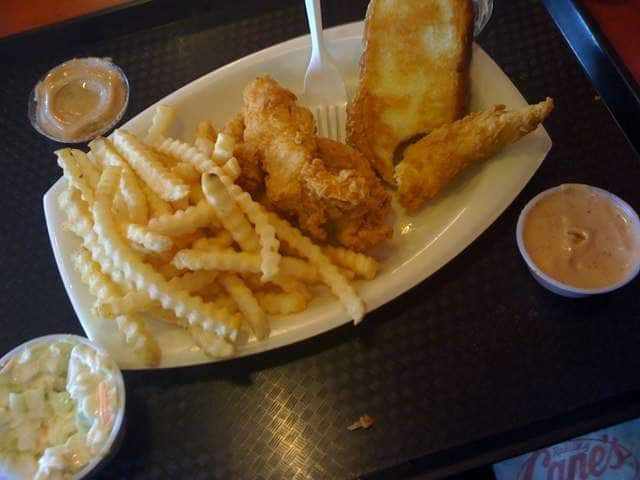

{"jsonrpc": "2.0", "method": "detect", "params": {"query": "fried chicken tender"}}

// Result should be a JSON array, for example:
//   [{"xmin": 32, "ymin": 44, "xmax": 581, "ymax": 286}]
[
  {"xmin": 316, "ymin": 138, "xmax": 392, "ymax": 251},
  {"xmin": 242, "ymin": 75, "xmax": 391, "ymax": 250},
  {"xmin": 218, "ymin": 113, "xmax": 265, "ymax": 198},
  {"xmin": 243, "ymin": 76, "xmax": 322, "ymax": 234},
  {"xmin": 347, "ymin": 0, "xmax": 474, "ymax": 183},
  {"xmin": 222, "ymin": 113, "xmax": 246, "ymax": 144},
  {"xmin": 396, "ymin": 98, "xmax": 554, "ymax": 211},
  {"xmin": 301, "ymin": 159, "xmax": 369, "ymax": 206},
  {"xmin": 233, "ymin": 142, "xmax": 264, "ymax": 198}
]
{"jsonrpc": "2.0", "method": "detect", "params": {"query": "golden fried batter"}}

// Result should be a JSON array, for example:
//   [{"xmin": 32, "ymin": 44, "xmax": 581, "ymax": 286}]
[
  {"xmin": 222, "ymin": 112, "xmax": 246, "ymax": 144},
  {"xmin": 242, "ymin": 76, "xmax": 392, "ymax": 250},
  {"xmin": 233, "ymin": 142, "xmax": 264, "ymax": 198},
  {"xmin": 396, "ymin": 98, "xmax": 554, "ymax": 210},
  {"xmin": 317, "ymin": 138, "xmax": 392, "ymax": 251}
]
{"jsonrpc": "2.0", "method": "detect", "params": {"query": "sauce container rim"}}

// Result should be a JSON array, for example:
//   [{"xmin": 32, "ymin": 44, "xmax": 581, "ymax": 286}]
[
  {"xmin": 516, "ymin": 183, "xmax": 640, "ymax": 296},
  {"xmin": 0, "ymin": 334, "xmax": 126, "ymax": 479},
  {"xmin": 28, "ymin": 57, "xmax": 130, "ymax": 145}
]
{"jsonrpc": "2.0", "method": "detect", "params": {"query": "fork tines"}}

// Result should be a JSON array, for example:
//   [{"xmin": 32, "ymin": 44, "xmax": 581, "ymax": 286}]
[{"xmin": 312, "ymin": 102, "xmax": 347, "ymax": 143}]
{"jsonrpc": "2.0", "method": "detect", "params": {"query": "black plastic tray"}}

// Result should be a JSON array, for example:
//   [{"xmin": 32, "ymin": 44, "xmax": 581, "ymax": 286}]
[{"xmin": 1, "ymin": 1, "xmax": 640, "ymax": 478}]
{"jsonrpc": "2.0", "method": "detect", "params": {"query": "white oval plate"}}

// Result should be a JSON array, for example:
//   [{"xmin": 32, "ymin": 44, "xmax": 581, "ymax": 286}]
[{"xmin": 44, "ymin": 21, "xmax": 551, "ymax": 369}]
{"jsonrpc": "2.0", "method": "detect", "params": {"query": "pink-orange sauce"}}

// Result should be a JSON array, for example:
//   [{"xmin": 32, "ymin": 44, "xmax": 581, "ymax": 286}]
[{"xmin": 523, "ymin": 185, "xmax": 640, "ymax": 289}]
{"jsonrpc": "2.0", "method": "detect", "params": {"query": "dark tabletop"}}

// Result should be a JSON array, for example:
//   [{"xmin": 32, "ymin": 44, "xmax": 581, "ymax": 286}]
[{"xmin": 1, "ymin": 0, "xmax": 640, "ymax": 478}]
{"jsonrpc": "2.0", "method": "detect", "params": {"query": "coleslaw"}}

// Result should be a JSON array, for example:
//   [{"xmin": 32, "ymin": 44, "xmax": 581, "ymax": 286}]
[{"xmin": 0, "ymin": 337, "xmax": 121, "ymax": 479}]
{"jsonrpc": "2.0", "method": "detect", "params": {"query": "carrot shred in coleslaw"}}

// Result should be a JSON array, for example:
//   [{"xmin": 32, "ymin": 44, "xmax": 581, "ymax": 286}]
[{"xmin": 0, "ymin": 358, "xmax": 13, "ymax": 373}]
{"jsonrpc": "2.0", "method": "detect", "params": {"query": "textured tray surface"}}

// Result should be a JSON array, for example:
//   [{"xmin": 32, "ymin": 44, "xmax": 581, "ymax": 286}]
[{"xmin": 1, "ymin": 0, "xmax": 640, "ymax": 478}]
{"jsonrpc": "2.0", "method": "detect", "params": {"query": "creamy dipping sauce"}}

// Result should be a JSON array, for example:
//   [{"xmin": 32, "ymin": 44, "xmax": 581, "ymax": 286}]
[
  {"xmin": 33, "ymin": 58, "xmax": 128, "ymax": 143},
  {"xmin": 523, "ymin": 184, "xmax": 640, "ymax": 289},
  {"xmin": 0, "ymin": 338, "xmax": 121, "ymax": 479}
]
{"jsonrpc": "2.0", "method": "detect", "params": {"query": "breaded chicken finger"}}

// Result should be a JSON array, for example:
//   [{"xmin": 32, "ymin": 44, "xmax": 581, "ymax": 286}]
[{"xmin": 396, "ymin": 98, "xmax": 554, "ymax": 211}]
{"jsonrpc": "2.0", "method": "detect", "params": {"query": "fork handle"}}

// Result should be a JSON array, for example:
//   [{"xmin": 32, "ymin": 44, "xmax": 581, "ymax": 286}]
[{"xmin": 305, "ymin": 0, "xmax": 327, "ymax": 60}]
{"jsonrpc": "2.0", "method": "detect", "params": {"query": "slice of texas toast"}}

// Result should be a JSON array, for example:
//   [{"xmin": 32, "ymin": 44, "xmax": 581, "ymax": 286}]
[{"xmin": 347, "ymin": 0, "xmax": 473, "ymax": 183}]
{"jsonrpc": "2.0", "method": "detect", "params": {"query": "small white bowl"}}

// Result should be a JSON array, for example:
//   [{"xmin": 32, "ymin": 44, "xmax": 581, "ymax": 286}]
[
  {"xmin": 0, "ymin": 334, "xmax": 126, "ymax": 479},
  {"xmin": 516, "ymin": 184, "xmax": 640, "ymax": 298}
]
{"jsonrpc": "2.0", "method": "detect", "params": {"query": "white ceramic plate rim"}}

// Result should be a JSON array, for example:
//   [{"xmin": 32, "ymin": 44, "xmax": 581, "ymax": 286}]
[{"xmin": 43, "ymin": 21, "xmax": 552, "ymax": 368}]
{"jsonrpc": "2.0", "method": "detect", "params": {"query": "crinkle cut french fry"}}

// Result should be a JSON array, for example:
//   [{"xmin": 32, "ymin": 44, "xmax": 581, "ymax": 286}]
[
  {"xmin": 152, "ymin": 136, "xmax": 219, "ymax": 172},
  {"xmin": 194, "ymin": 137, "xmax": 213, "ymax": 158},
  {"xmin": 147, "ymin": 304, "xmax": 237, "ymax": 357},
  {"xmin": 338, "ymin": 267, "xmax": 356, "ymax": 281},
  {"xmin": 150, "ymin": 149, "xmax": 175, "ymax": 167},
  {"xmin": 70, "ymin": 149, "xmax": 101, "ymax": 188},
  {"xmin": 322, "ymin": 245, "xmax": 378, "ymax": 280},
  {"xmin": 148, "ymin": 305, "xmax": 239, "ymax": 361},
  {"xmin": 238, "ymin": 273, "xmax": 267, "ymax": 292},
  {"xmin": 206, "ymin": 293, "xmax": 239, "ymax": 313},
  {"xmin": 222, "ymin": 157, "xmax": 241, "ymax": 181},
  {"xmin": 189, "ymin": 324, "xmax": 235, "ymax": 358},
  {"xmin": 126, "ymin": 224, "xmax": 173, "ymax": 253},
  {"xmin": 147, "ymin": 199, "xmax": 219, "ymax": 237},
  {"xmin": 169, "ymin": 270, "xmax": 219, "ymax": 292},
  {"xmin": 92, "ymin": 165, "xmax": 238, "ymax": 342},
  {"xmin": 146, "ymin": 306, "xmax": 188, "ymax": 327},
  {"xmin": 145, "ymin": 104, "xmax": 176, "ymax": 144},
  {"xmin": 112, "ymin": 129, "xmax": 189, "ymax": 201},
  {"xmin": 170, "ymin": 162, "xmax": 200, "ymax": 183},
  {"xmin": 71, "ymin": 248, "xmax": 121, "ymax": 301},
  {"xmin": 258, "ymin": 258, "xmax": 318, "ymax": 284},
  {"xmin": 194, "ymin": 121, "xmax": 217, "ymax": 157},
  {"xmin": 256, "ymin": 291, "xmax": 307, "ymax": 315},
  {"xmin": 58, "ymin": 188, "xmax": 93, "ymax": 239},
  {"xmin": 113, "ymin": 190, "xmax": 131, "ymax": 223},
  {"xmin": 201, "ymin": 174, "xmax": 260, "ymax": 252},
  {"xmin": 149, "ymin": 308, "xmax": 237, "ymax": 358},
  {"xmin": 279, "ymin": 257, "xmax": 318, "ymax": 283},
  {"xmin": 146, "ymin": 307, "xmax": 239, "ymax": 361},
  {"xmin": 202, "ymin": 178, "xmax": 278, "ymax": 282},
  {"xmin": 141, "ymin": 182, "xmax": 172, "ymax": 218},
  {"xmin": 192, "ymin": 231, "xmax": 234, "ymax": 250},
  {"xmin": 270, "ymin": 275, "xmax": 312, "ymax": 301},
  {"xmin": 96, "ymin": 270, "xmax": 218, "ymax": 318},
  {"xmin": 116, "ymin": 314, "xmax": 161, "ymax": 367},
  {"xmin": 90, "ymin": 137, "xmax": 149, "ymax": 224},
  {"xmin": 89, "ymin": 137, "xmax": 123, "ymax": 167},
  {"xmin": 59, "ymin": 187, "xmax": 136, "ymax": 291},
  {"xmin": 172, "ymin": 247, "xmax": 313, "ymax": 287},
  {"xmin": 171, "ymin": 231, "xmax": 201, "ymax": 251},
  {"xmin": 173, "ymin": 248, "xmax": 261, "ymax": 273},
  {"xmin": 60, "ymin": 187, "xmax": 139, "ymax": 301},
  {"xmin": 267, "ymin": 212, "xmax": 365, "ymax": 323},
  {"xmin": 213, "ymin": 132, "xmax": 236, "ymax": 163},
  {"xmin": 171, "ymin": 196, "xmax": 190, "ymax": 212},
  {"xmin": 56, "ymin": 149, "xmax": 95, "ymax": 203},
  {"xmin": 120, "ymin": 165, "xmax": 148, "ymax": 224},
  {"xmin": 152, "ymin": 139, "xmax": 279, "ymax": 277},
  {"xmin": 189, "ymin": 184, "xmax": 205, "ymax": 204},
  {"xmin": 155, "ymin": 261, "xmax": 183, "ymax": 280},
  {"xmin": 129, "ymin": 239, "xmax": 156, "ymax": 257},
  {"xmin": 219, "ymin": 273, "xmax": 268, "ymax": 339},
  {"xmin": 211, "ymin": 170, "xmax": 281, "ymax": 281}
]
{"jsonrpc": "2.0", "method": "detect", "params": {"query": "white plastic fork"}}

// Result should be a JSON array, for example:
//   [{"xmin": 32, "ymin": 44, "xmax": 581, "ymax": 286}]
[{"xmin": 301, "ymin": 0, "xmax": 348, "ymax": 142}]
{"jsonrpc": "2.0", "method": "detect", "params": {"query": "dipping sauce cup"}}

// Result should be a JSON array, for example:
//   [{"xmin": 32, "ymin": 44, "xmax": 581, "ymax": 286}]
[{"xmin": 516, "ymin": 184, "xmax": 640, "ymax": 298}]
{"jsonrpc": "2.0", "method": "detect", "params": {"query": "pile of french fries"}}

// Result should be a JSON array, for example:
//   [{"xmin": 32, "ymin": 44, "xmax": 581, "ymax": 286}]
[{"xmin": 56, "ymin": 105, "xmax": 378, "ymax": 366}]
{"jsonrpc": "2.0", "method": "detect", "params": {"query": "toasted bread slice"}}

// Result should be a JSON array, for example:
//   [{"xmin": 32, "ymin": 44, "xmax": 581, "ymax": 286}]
[{"xmin": 347, "ymin": 0, "xmax": 473, "ymax": 183}]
